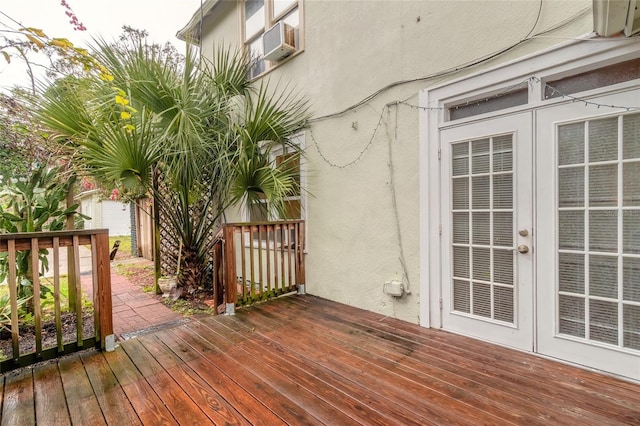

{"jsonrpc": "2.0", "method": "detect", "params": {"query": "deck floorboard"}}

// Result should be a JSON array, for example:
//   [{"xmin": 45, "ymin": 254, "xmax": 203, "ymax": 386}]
[{"xmin": 1, "ymin": 294, "xmax": 639, "ymax": 425}]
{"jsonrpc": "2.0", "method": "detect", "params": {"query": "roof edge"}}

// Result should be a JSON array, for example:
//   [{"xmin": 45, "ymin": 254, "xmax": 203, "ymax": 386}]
[{"xmin": 176, "ymin": 0, "xmax": 221, "ymax": 43}]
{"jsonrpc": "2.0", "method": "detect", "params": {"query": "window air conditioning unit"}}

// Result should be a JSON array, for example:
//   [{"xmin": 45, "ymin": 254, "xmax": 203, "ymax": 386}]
[{"xmin": 263, "ymin": 21, "xmax": 296, "ymax": 62}]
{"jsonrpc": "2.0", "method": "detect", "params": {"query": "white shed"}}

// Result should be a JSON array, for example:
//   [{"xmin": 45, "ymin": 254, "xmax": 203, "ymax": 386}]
[{"xmin": 76, "ymin": 190, "xmax": 131, "ymax": 236}]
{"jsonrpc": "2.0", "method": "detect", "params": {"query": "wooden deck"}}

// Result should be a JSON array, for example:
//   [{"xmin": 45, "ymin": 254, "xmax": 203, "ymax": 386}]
[{"xmin": 1, "ymin": 295, "xmax": 639, "ymax": 425}]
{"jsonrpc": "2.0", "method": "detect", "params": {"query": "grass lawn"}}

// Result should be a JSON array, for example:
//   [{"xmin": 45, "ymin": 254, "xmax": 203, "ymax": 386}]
[
  {"xmin": 0, "ymin": 274, "xmax": 93, "ymax": 328},
  {"xmin": 109, "ymin": 235, "xmax": 132, "ymax": 259}
]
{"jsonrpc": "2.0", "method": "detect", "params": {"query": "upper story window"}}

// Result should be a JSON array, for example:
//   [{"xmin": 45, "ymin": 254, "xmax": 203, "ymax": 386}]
[{"xmin": 244, "ymin": 0, "xmax": 301, "ymax": 79}]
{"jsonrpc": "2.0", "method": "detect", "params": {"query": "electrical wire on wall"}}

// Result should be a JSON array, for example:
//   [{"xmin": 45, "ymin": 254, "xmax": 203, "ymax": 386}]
[
  {"xmin": 307, "ymin": 3, "xmax": 591, "ymax": 125},
  {"xmin": 384, "ymin": 105, "xmax": 412, "ymax": 295}
]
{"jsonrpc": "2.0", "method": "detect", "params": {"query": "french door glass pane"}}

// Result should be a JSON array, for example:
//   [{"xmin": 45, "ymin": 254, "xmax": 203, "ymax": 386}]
[
  {"xmin": 559, "ymin": 167, "xmax": 584, "ymax": 207},
  {"xmin": 623, "ymin": 212, "xmax": 640, "ymax": 254},
  {"xmin": 452, "ymin": 213, "xmax": 469, "ymax": 244},
  {"xmin": 559, "ymin": 294, "xmax": 585, "ymax": 337},
  {"xmin": 558, "ymin": 252, "xmax": 584, "ymax": 294},
  {"xmin": 493, "ymin": 212, "xmax": 513, "ymax": 246},
  {"xmin": 589, "ymin": 117, "xmax": 618, "ymax": 162},
  {"xmin": 623, "ymin": 114, "xmax": 640, "ymax": 159},
  {"xmin": 558, "ymin": 211, "xmax": 584, "ymax": 250},
  {"xmin": 589, "ymin": 210, "xmax": 617, "ymax": 252},
  {"xmin": 589, "ymin": 299, "xmax": 618, "ymax": 345},
  {"xmin": 623, "ymin": 257, "xmax": 640, "ymax": 302},
  {"xmin": 493, "ymin": 175, "xmax": 513, "ymax": 209},
  {"xmin": 453, "ymin": 280, "xmax": 470, "ymax": 313},
  {"xmin": 472, "ymin": 176, "xmax": 490, "ymax": 209},
  {"xmin": 557, "ymin": 113, "xmax": 640, "ymax": 352},
  {"xmin": 451, "ymin": 135, "xmax": 514, "ymax": 324},
  {"xmin": 589, "ymin": 255, "xmax": 618, "ymax": 298},
  {"xmin": 623, "ymin": 305, "xmax": 640, "ymax": 350},
  {"xmin": 472, "ymin": 283, "xmax": 491, "ymax": 317},
  {"xmin": 472, "ymin": 139, "xmax": 490, "ymax": 173},
  {"xmin": 589, "ymin": 164, "xmax": 617, "ymax": 206},
  {"xmin": 558, "ymin": 123, "xmax": 584, "ymax": 165},
  {"xmin": 623, "ymin": 162, "xmax": 640, "ymax": 206}
]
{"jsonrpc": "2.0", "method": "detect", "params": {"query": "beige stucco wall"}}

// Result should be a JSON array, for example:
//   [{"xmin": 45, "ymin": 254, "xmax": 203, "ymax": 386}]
[{"xmin": 194, "ymin": 0, "xmax": 592, "ymax": 324}]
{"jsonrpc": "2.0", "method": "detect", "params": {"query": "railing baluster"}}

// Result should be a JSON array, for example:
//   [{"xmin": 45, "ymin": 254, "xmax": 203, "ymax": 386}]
[
  {"xmin": 293, "ymin": 222, "xmax": 300, "ymax": 286},
  {"xmin": 286, "ymin": 224, "xmax": 293, "ymax": 290},
  {"xmin": 91, "ymin": 235, "xmax": 99, "ymax": 343},
  {"xmin": 239, "ymin": 226, "xmax": 246, "ymax": 301},
  {"xmin": 299, "ymin": 221, "xmax": 306, "ymax": 288},
  {"xmin": 72, "ymin": 235, "xmax": 83, "ymax": 347},
  {"xmin": 257, "ymin": 225, "xmax": 264, "ymax": 299},
  {"xmin": 249, "ymin": 226, "xmax": 255, "ymax": 299},
  {"xmin": 7, "ymin": 240, "xmax": 19, "ymax": 362},
  {"xmin": 213, "ymin": 241, "xmax": 220, "ymax": 315},
  {"xmin": 266, "ymin": 224, "xmax": 272, "ymax": 294},
  {"xmin": 280, "ymin": 224, "xmax": 286, "ymax": 292},
  {"xmin": 31, "ymin": 239, "xmax": 42, "ymax": 357},
  {"xmin": 53, "ymin": 237, "xmax": 63, "ymax": 352}
]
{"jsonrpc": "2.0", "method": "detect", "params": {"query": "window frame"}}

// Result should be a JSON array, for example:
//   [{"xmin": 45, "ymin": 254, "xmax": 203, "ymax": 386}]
[
  {"xmin": 242, "ymin": 132, "xmax": 306, "ymax": 223},
  {"xmin": 240, "ymin": 0, "xmax": 304, "ymax": 79}
]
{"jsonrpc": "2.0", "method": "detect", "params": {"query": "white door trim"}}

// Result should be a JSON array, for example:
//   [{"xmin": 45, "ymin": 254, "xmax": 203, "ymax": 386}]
[
  {"xmin": 419, "ymin": 36, "xmax": 640, "ymax": 378},
  {"xmin": 420, "ymin": 37, "xmax": 640, "ymax": 328}
]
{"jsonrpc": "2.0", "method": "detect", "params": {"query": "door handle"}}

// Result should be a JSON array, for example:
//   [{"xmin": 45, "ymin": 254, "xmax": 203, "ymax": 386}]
[{"xmin": 517, "ymin": 244, "xmax": 529, "ymax": 254}]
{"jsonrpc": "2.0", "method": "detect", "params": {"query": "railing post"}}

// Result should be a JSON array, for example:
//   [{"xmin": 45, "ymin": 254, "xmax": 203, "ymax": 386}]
[
  {"xmin": 212, "ymin": 241, "xmax": 220, "ymax": 315},
  {"xmin": 223, "ymin": 225, "xmax": 236, "ymax": 315},
  {"xmin": 66, "ymin": 187, "xmax": 77, "ymax": 312},
  {"xmin": 94, "ymin": 232, "xmax": 114, "ymax": 350},
  {"xmin": 7, "ymin": 240, "xmax": 19, "ymax": 362}
]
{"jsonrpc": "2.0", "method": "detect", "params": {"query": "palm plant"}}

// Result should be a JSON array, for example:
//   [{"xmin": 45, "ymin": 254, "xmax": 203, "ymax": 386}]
[{"xmin": 35, "ymin": 38, "xmax": 309, "ymax": 296}]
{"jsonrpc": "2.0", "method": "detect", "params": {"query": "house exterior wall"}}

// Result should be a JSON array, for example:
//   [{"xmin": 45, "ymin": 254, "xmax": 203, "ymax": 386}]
[{"xmin": 192, "ymin": 0, "xmax": 593, "ymax": 323}]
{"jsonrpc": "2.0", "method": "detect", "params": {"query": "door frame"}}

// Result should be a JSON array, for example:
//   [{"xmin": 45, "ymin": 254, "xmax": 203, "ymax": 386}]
[
  {"xmin": 420, "ymin": 37, "xmax": 640, "ymax": 379},
  {"xmin": 420, "ymin": 36, "xmax": 640, "ymax": 331}
]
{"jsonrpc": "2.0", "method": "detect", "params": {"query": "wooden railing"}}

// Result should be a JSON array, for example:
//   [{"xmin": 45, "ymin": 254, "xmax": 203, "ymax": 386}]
[
  {"xmin": 0, "ymin": 229, "xmax": 113, "ymax": 372},
  {"xmin": 213, "ymin": 221, "xmax": 305, "ymax": 313}
]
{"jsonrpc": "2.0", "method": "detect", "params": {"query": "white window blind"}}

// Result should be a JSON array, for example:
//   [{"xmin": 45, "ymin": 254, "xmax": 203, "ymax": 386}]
[
  {"xmin": 451, "ymin": 135, "xmax": 515, "ymax": 324},
  {"xmin": 557, "ymin": 113, "xmax": 640, "ymax": 351}
]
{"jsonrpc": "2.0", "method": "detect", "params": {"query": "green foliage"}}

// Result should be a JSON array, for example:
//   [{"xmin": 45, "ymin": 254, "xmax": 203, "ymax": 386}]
[
  {"xmin": 35, "ymin": 38, "xmax": 310, "ymax": 295},
  {"xmin": 0, "ymin": 93, "xmax": 51, "ymax": 181},
  {"xmin": 0, "ymin": 292, "xmax": 31, "ymax": 332},
  {"xmin": 0, "ymin": 164, "xmax": 85, "ymax": 301},
  {"xmin": 0, "ymin": 166, "xmax": 76, "ymax": 233}
]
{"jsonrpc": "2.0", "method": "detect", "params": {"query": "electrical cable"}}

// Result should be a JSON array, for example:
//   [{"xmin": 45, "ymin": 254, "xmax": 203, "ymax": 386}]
[{"xmin": 308, "ymin": 5, "xmax": 592, "ymax": 123}]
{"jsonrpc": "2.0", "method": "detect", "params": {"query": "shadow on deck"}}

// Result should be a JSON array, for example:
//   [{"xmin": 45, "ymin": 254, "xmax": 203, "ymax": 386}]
[{"xmin": 2, "ymin": 295, "xmax": 639, "ymax": 425}]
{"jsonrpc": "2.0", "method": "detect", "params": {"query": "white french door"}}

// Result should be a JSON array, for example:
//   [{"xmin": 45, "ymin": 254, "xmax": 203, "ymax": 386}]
[
  {"xmin": 424, "ymin": 38, "xmax": 640, "ymax": 381},
  {"xmin": 536, "ymin": 89, "xmax": 640, "ymax": 381},
  {"xmin": 440, "ymin": 112, "xmax": 534, "ymax": 351}
]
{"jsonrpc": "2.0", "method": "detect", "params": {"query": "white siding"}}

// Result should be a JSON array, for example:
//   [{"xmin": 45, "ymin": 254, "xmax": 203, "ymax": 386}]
[{"xmin": 101, "ymin": 200, "xmax": 131, "ymax": 236}]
